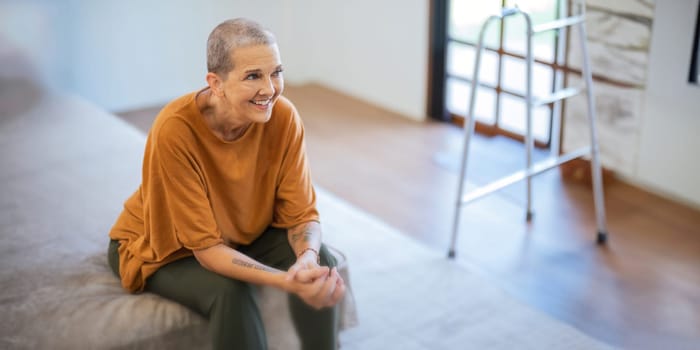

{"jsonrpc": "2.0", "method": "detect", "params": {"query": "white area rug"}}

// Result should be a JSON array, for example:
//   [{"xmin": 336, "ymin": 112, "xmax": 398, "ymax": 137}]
[{"xmin": 316, "ymin": 187, "xmax": 615, "ymax": 350}]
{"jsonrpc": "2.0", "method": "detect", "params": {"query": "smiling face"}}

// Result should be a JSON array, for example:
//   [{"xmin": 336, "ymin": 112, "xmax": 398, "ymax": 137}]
[{"xmin": 209, "ymin": 43, "xmax": 284, "ymax": 127}]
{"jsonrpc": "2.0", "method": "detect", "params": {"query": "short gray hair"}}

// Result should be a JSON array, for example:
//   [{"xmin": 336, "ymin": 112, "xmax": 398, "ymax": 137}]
[{"xmin": 206, "ymin": 18, "xmax": 276, "ymax": 77}]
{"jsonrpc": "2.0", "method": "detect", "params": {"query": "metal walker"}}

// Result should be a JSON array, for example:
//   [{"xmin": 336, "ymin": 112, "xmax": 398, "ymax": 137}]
[{"xmin": 447, "ymin": 2, "xmax": 608, "ymax": 258}]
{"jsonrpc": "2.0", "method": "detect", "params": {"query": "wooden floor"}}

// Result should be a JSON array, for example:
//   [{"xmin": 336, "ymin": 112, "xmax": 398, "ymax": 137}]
[{"xmin": 117, "ymin": 84, "xmax": 700, "ymax": 350}]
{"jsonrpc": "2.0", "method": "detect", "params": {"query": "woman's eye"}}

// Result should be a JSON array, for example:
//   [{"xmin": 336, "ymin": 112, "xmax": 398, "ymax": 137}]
[
  {"xmin": 245, "ymin": 73, "xmax": 260, "ymax": 80},
  {"xmin": 272, "ymin": 69, "xmax": 284, "ymax": 77}
]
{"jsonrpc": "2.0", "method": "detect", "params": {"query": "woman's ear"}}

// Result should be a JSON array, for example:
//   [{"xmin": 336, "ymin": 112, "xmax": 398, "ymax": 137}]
[{"xmin": 205, "ymin": 72, "xmax": 225, "ymax": 97}]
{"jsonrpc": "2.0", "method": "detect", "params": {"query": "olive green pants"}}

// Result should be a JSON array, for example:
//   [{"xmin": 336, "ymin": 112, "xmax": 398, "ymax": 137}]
[{"xmin": 108, "ymin": 227, "xmax": 338, "ymax": 350}]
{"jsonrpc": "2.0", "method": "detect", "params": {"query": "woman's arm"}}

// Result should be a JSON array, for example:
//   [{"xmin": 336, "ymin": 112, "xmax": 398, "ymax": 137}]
[
  {"xmin": 194, "ymin": 243, "xmax": 330, "ymax": 289},
  {"xmin": 285, "ymin": 221, "xmax": 347, "ymax": 308},
  {"xmin": 287, "ymin": 221, "xmax": 322, "ymax": 263},
  {"xmin": 194, "ymin": 244, "xmax": 287, "ymax": 287},
  {"xmin": 193, "ymin": 243, "xmax": 341, "ymax": 309}
]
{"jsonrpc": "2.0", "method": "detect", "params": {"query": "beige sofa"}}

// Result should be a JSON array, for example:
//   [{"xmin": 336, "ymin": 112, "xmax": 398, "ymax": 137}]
[{"xmin": 0, "ymin": 87, "xmax": 356, "ymax": 349}]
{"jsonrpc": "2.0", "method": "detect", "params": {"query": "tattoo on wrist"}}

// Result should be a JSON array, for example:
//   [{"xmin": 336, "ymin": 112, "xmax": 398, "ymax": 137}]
[{"xmin": 232, "ymin": 258, "xmax": 275, "ymax": 272}]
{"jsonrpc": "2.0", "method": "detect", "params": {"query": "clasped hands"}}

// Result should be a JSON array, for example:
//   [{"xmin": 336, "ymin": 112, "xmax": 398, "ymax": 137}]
[{"xmin": 284, "ymin": 250, "xmax": 346, "ymax": 309}]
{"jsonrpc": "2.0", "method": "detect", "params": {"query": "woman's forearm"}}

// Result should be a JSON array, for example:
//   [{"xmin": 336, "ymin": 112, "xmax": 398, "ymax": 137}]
[
  {"xmin": 287, "ymin": 221, "xmax": 322, "ymax": 257},
  {"xmin": 193, "ymin": 243, "xmax": 286, "ymax": 289},
  {"xmin": 192, "ymin": 242, "xmax": 332, "ymax": 301}
]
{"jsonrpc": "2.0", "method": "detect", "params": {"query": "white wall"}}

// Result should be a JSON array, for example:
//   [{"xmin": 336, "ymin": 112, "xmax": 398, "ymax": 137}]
[
  {"xmin": 66, "ymin": 0, "xmax": 212, "ymax": 111},
  {"xmin": 1, "ymin": 0, "xmax": 429, "ymax": 119},
  {"xmin": 71, "ymin": 0, "xmax": 299, "ymax": 112},
  {"xmin": 635, "ymin": 0, "xmax": 700, "ymax": 207},
  {"xmin": 0, "ymin": 0, "xmax": 69, "ymax": 87},
  {"xmin": 287, "ymin": 0, "xmax": 430, "ymax": 121},
  {"xmin": 1, "ymin": 0, "xmax": 289, "ymax": 112}
]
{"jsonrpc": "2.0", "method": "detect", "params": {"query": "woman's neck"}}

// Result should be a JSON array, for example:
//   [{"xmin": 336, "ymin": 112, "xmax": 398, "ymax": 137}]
[{"xmin": 196, "ymin": 88, "xmax": 250, "ymax": 142}]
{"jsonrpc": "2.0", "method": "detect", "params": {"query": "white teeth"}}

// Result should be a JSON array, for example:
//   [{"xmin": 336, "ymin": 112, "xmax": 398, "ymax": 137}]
[{"xmin": 252, "ymin": 99, "xmax": 271, "ymax": 106}]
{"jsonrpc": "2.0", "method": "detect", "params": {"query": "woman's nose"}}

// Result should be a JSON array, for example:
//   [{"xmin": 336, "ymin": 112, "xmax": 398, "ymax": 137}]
[{"xmin": 259, "ymin": 77, "xmax": 275, "ymax": 96}]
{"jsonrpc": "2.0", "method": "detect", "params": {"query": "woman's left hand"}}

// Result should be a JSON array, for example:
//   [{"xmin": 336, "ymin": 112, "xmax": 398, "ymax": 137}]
[{"xmin": 286, "ymin": 249, "xmax": 321, "ymax": 282}]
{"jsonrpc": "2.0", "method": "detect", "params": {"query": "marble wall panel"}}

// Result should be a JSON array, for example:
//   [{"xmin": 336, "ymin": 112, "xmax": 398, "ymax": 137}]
[
  {"xmin": 585, "ymin": 0, "xmax": 655, "ymax": 18},
  {"xmin": 568, "ymin": 7, "xmax": 653, "ymax": 86},
  {"xmin": 562, "ymin": 75, "xmax": 643, "ymax": 175},
  {"xmin": 562, "ymin": 0, "xmax": 655, "ymax": 176}
]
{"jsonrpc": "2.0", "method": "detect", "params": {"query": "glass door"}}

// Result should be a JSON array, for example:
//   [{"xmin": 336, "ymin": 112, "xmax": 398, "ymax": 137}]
[{"xmin": 444, "ymin": 0, "xmax": 564, "ymax": 147}]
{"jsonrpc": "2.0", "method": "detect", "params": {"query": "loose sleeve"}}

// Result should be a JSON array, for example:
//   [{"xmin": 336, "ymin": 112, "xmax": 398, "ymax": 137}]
[
  {"xmin": 141, "ymin": 120, "xmax": 223, "ymax": 255},
  {"xmin": 271, "ymin": 105, "xmax": 320, "ymax": 228}
]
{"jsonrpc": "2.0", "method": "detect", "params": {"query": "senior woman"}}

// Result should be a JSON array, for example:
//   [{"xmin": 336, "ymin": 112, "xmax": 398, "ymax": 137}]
[{"xmin": 107, "ymin": 18, "xmax": 345, "ymax": 350}]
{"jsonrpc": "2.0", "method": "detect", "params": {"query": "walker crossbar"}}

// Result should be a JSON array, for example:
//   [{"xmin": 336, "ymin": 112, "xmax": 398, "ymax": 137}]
[{"xmin": 458, "ymin": 147, "xmax": 590, "ymax": 206}]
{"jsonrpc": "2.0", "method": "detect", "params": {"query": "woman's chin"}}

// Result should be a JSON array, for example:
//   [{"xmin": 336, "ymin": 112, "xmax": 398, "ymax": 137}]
[{"xmin": 247, "ymin": 111, "xmax": 272, "ymax": 124}]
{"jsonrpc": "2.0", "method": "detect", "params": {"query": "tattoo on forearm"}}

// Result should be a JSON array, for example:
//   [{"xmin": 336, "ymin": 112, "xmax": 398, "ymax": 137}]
[
  {"xmin": 289, "ymin": 222, "xmax": 322, "ymax": 256},
  {"xmin": 232, "ymin": 258, "xmax": 275, "ymax": 272},
  {"xmin": 290, "ymin": 231, "xmax": 313, "ymax": 244}
]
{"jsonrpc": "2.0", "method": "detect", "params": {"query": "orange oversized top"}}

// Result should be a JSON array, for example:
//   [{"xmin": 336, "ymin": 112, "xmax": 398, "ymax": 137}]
[{"xmin": 109, "ymin": 91, "xmax": 319, "ymax": 292}]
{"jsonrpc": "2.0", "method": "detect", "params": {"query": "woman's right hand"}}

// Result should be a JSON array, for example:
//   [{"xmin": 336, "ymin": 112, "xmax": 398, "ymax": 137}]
[{"xmin": 281, "ymin": 266, "xmax": 346, "ymax": 309}]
